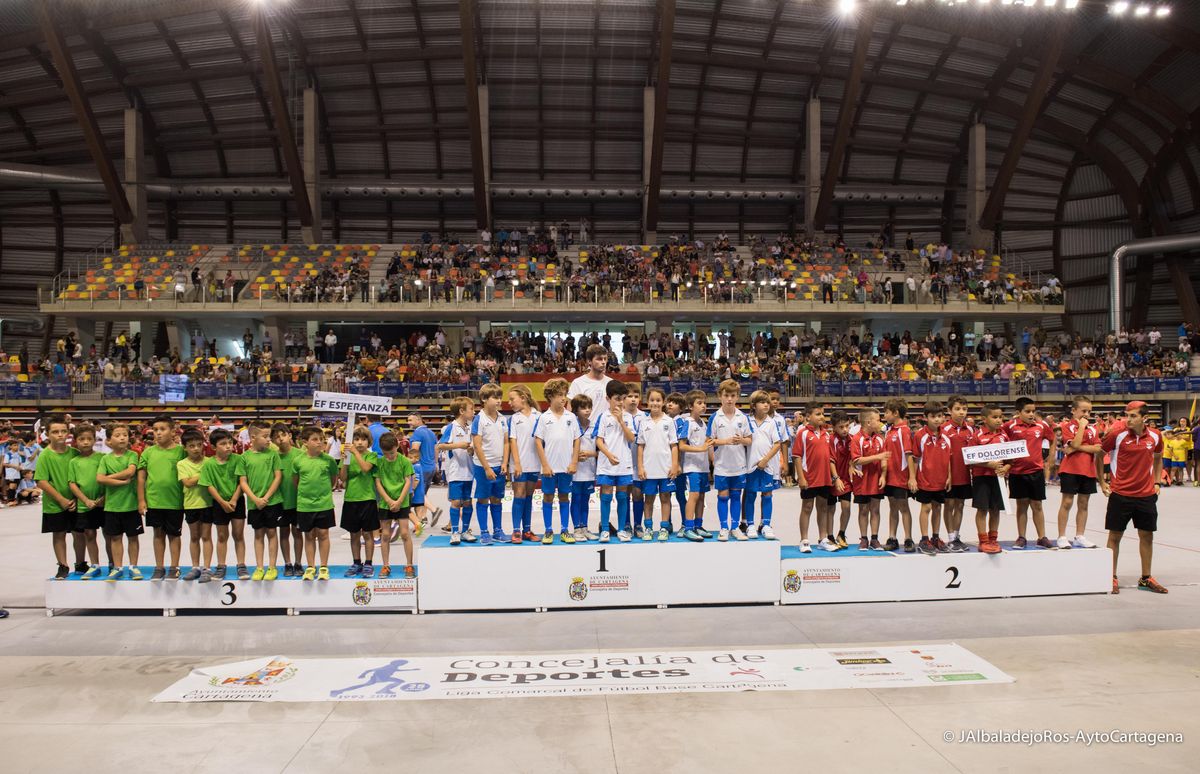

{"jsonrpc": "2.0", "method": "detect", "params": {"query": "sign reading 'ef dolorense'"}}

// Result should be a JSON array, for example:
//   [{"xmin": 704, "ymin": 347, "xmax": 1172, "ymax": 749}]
[
  {"xmin": 961, "ymin": 440, "xmax": 1028, "ymax": 466},
  {"xmin": 311, "ymin": 391, "xmax": 393, "ymax": 416}
]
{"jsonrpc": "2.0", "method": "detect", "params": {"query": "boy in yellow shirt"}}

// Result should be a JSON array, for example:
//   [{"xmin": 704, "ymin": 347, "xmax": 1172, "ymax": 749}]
[{"xmin": 1163, "ymin": 429, "xmax": 1190, "ymax": 487}]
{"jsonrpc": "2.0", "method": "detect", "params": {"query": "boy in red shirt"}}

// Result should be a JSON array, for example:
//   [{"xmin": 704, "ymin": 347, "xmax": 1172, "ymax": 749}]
[
  {"xmin": 1003, "ymin": 397, "xmax": 1056, "ymax": 549},
  {"xmin": 969, "ymin": 406, "xmax": 1011, "ymax": 554},
  {"xmin": 792, "ymin": 404, "xmax": 836, "ymax": 553},
  {"xmin": 1100, "ymin": 401, "xmax": 1166, "ymax": 594},
  {"xmin": 1057, "ymin": 395, "xmax": 1101, "ymax": 549},
  {"xmin": 828, "ymin": 411, "xmax": 854, "ymax": 549},
  {"xmin": 882, "ymin": 398, "xmax": 915, "ymax": 553},
  {"xmin": 941, "ymin": 395, "xmax": 974, "ymax": 552},
  {"xmin": 910, "ymin": 401, "xmax": 953, "ymax": 555},
  {"xmin": 850, "ymin": 408, "xmax": 888, "ymax": 550}
]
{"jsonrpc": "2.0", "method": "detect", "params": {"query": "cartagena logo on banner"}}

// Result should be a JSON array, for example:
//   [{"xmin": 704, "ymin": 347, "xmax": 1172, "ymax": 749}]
[
  {"xmin": 782, "ymin": 569, "xmax": 802, "ymax": 594},
  {"xmin": 352, "ymin": 581, "xmax": 373, "ymax": 606},
  {"xmin": 568, "ymin": 577, "xmax": 588, "ymax": 601}
]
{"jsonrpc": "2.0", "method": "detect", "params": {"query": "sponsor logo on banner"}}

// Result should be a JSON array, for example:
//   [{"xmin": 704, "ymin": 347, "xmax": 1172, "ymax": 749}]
[
  {"xmin": 782, "ymin": 569, "xmax": 802, "ymax": 594},
  {"xmin": 803, "ymin": 567, "xmax": 841, "ymax": 585},
  {"xmin": 352, "ymin": 581, "xmax": 372, "ymax": 606},
  {"xmin": 568, "ymin": 577, "xmax": 588, "ymax": 601},
  {"xmin": 370, "ymin": 580, "xmax": 416, "ymax": 597},
  {"xmin": 589, "ymin": 574, "xmax": 630, "ymax": 593},
  {"xmin": 927, "ymin": 673, "xmax": 987, "ymax": 682},
  {"xmin": 836, "ymin": 657, "xmax": 892, "ymax": 665},
  {"xmin": 213, "ymin": 659, "xmax": 298, "ymax": 687}
]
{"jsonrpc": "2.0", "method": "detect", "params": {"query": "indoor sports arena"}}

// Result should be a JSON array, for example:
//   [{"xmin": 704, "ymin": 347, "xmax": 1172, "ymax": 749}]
[{"xmin": 2, "ymin": 0, "xmax": 1199, "ymax": 771}]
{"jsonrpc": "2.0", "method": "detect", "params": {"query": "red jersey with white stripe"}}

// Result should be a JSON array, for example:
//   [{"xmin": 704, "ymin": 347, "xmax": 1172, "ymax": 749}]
[
  {"xmin": 883, "ymin": 421, "xmax": 914, "ymax": 488},
  {"xmin": 792, "ymin": 425, "xmax": 832, "ymax": 488},
  {"xmin": 968, "ymin": 427, "xmax": 1009, "ymax": 478},
  {"xmin": 850, "ymin": 431, "xmax": 885, "ymax": 496},
  {"xmin": 913, "ymin": 428, "xmax": 953, "ymax": 491},
  {"xmin": 941, "ymin": 419, "xmax": 975, "ymax": 486},
  {"xmin": 1102, "ymin": 426, "xmax": 1162, "ymax": 498},
  {"xmin": 1058, "ymin": 419, "xmax": 1099, "ymax": 478},
  {"xmin": 828, "ymin": 432, "xmax": 853, "ymax": 483},
  {"xmin": 1003, "ymin": 418, "xmax": 1053, "ymax": 475}
]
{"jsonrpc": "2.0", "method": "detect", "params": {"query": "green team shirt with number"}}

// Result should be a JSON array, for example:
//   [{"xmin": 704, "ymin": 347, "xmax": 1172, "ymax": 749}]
[
  {"xmin": 68, "ymin": 452, "xmax": 104, "ymax": 513},
  {"xmin": 34, "ymin": 446, "xmax": 79, "ymax": 514},
  {"xmin": 277, "ymin": 447, "xmax": 304, "ymax": 510},
  {"xmin": 241, "ymin": 448, "xmax": 284, "ymax": 509},
  {"xmin": 100, "ymin": 450, "xmax": 140, "ymax": 512},
  {"xmin": 374, "ymin": 453, "xmax": 415, "ymax": 508},
  {"xmin": 176, "ymin": 456, "xmax": 211, "ymax": 511},
  {"xmin": 294, "ymin": 452, "xmax": 337, "ymax": 512},
  {"xmin": 198, "ymin": 454, "xmax": 245, "ymax": 501},
  {"xmin": 138, "ymin": 444, "xmax": 186, "ymax": 510},
  {"xmin": 343, "ymin": 450, "xmax": 379, "ymax": 503}
]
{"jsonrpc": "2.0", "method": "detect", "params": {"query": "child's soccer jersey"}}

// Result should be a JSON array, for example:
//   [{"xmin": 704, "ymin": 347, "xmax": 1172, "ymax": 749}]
[
  {"xmin": 792, "ymin": 425, "xmax": 832, "ymax": 487},
  {"xmin": 593, "ymin": 409, "xmax": 634, "ymax": 476},
  {"xmin": 1058, "ymin": 419, "xmax": 1100, "ymax": 478},
  {"xmin": 575, "ymin": 416, "xmax": 598, "ymax": 482},
  {"xmin": 471, "ymin": 411, "xmax": 507, "ymax": 469},
  {"xmin": 850, "ymin": 431, "xmax": 884, "ymax": 496},
  {"xmin": 883, "ymin": 421, "xmax": 914, "ymax": 488},
  {"xmin": 913, "ymin": 429, "xmax": 953, "ymax": 491},
  {"xmin": 508, "ymin": 409, "xmax": 542, "ymax": 473},
  {"xmin": 534, "ymin": 410, "xmax": 581, "ymax": 474},
  {"xmin": 440, "ymin": 421, "xmax": 474, "ymax": 482},
  {"xmin": 707, "ymin": 409, "xmax": 750, "ymax": 477},
  {"xmin": 637, "ymin": 415, "xmax": 678, "ymax": 479},
  {"xmin": 747, "ymin": 416, "xmax": 782, "ymax": 478},
  {"xmin": 678, "ymin": 415, "xmax": 709, "ymax": 474}
]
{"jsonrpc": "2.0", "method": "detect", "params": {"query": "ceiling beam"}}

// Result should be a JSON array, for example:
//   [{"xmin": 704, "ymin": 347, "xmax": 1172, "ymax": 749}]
[
  {"xmin": 459, "ymin": 0, "xmax": 489, "ymax": 230},
  {"xmin": 252, "ymin": 8, "xmax": 313, "ymax": 229},
  {"xmin": 347, "ymin": 0, "xmax": 390, "ymax": 180},
  {"xmin": 811, "ymin": 8, "xmax": 874, "ymax": 231},
  {"xmin": 643, "ymin": 0, "xmax": 676, "ymax": 234}
]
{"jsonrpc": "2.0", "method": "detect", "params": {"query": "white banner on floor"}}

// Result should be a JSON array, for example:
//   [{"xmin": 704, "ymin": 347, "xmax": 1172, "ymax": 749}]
[{"xmin": 152, "ymin": 643, "xmax": 1012, "ymax": 703}]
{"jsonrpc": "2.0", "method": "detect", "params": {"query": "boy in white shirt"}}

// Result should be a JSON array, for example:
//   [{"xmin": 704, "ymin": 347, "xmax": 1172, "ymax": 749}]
[
  {"xmin": 678, "ymin": 389, "xmax": 714, "ymax": 542},
  {"xmin": 470, "ymin": 383, "xmax": 508, "ymax": 545},
  {"xmin": 437, "ymin": 396, "xmax": 477, "ymax": 544},
  {"xmin": 666, "ymin": 393, "xmax": 690, "ymax": 531},
  {"xmin": 570, "ymin": 394, "xmax": 599, "ymax": 542},
  {"xmin": 593, "ymin": 380, "xmax": 636, "ymax": 542},
  {"xmin": 743, "ymin": 390, "xmax": 783, "ymax": 540},
  {"xmin": 636, "ymin": 387, "xmax": 680, "ymax": 542},
  {"xmin": 624, "ymin": 388, "xmax": 649, "ymax": 537},
  {"xmin": 506, "ymin": 384, "xmax": 542, "ymax": 543},
  {"xmin": 706, "ymin": 379, "xmax": 751, "ymax": 541},
  {"xmin": 534, "ymin": 378, "xmax": 580, "ymax": 544}
]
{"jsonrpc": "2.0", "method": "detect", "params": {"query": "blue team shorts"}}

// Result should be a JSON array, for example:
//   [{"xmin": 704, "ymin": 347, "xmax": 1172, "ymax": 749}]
[
  {"xmin": 448, "ymin": 480, "xmax": 474, "ymax": 501},
  {"xmin": 472, "ymin": 465, "xmax": 506, "ymax": 500},
  {"xmin": 745, "ymin": 468, "xmax": 780, "ymax": 493},
  {"xmin": 674, "ymin": 474, "xmax": 688, "ymax": 493},
  {"xmin": 714, "ymin": 474, "xmax": 745, "ymax": 493},
  {"xmin": 512, "ymin": 471, "xmax": 540, "ymax": 483},
  {"xmin": 596, "ymin": 474, "xmax": 633, "ymax": 487},
  {"xmin": 641, "ymin": 478, "xmax": 676, "ymax": 496},
  {"xmin": 411, "ymin": 465, "xmax": 435, "ymax": 505},
  {"xmin": 1166, "ymin": 460, "xmax": 1185, "ymax": 469},
  {"xmin": 541, "ymin": 472, "xmax": 572, "ymax": 494},
  {"xmin": 685, "ymin": 472, "xmax": 711, "ymax": 493},
  {"xmin": 571, "ymin": 480, "xmax": 595, "ymax": 502}
]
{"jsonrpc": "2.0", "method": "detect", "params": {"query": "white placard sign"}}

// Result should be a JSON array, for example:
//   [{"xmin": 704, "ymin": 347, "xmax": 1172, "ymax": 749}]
[
  {"xmin": 151, "ymin": 643, "xmax": 1014, "ymax": 703},
  {"xmin": 961, "ymin": 440, "xmax": 1027, "ymax": 465},
  {"xmin": 311, "ymin": 391, "xmax": 392, "ymax": 416}
]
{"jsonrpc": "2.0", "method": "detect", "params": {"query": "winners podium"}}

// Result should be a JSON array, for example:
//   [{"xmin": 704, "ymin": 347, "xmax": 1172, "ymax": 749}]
[{"xmin": 417, "ymin": 534, "xmax": 781, "ymax": 611}]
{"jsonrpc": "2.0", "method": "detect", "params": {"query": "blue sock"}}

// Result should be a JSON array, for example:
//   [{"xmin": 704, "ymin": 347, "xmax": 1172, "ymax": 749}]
[
  {"xmin": 729, "ymin": 490, "xmax": 742, "ymax": 528},
  {"xmin": 490, "ymin": 501, "xmax": 503, "ymax": 533},
  {"xmin": 600, "ymin": 491, "xmax": 613, "ymax": 532},
  {"xmin": 558, "ymin": 498, "xmax": 570, "ymax": 532},
  {"xmin": 762, "ymin": 495, "xmax": 773, "ymax": 525},
  {"xmin": 674, "ymin": 484, "xmax": 687, "ymax": 522},
  {"xmin": 717, "ymin": 495, "xmax": 729, "ymax": 529},
  {"xmin": 542, "ymin": 496, "xmax": 554, "ymax": 533},
  {"xmin": 617, "ymin": 491, "xmax": 630, "ymax": 532},
  {"xmin": 633, "ymin": 497, "xmax": 645, "ymax": 530},
  {"xmin": 450, "ymin": 506, "xmax": 461, "ymax": 532},
  {"xmin": 476, "ymin": 501, "xmax": 490, "ymax": 532},
  {"xmin": 744, "ymin": 490, "xmax": 757, "ymax": 527},
  {"xmin": 524, "ymin": 497, "xmax": 534, "ymax": 531},
  {"xmin": 460, "ymin": 503, "xmax": 472, "ymax": 531}
]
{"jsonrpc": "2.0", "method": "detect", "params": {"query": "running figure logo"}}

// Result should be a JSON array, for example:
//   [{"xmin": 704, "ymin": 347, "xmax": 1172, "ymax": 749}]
[{"xmin": 329, "ymin": 659, "xmax": 430, "ymax": 697}]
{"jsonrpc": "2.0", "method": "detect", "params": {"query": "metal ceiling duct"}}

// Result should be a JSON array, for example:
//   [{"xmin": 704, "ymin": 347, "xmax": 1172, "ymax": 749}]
[{"xmin": 1109, "ymin": 233, "xmax": 1200, "ymax": 332}]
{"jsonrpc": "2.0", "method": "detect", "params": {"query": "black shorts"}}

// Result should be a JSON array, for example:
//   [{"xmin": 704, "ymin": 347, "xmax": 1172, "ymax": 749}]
[
  {"xmin": 378, "ymin": 505, "xmax": 411, "ymax": 522},
  {"xmin": 1105, "ymin": 493, "xmax": 1158, "ymax": 532},
  {"xmin": 853, "ymin": 493, "xmax": 884, "ymax": 505},
  {"xmin": 801, "ymin": 485, "xmax": 832, "ymax": 501},
  {"xmin": 103, "ymin": 509, "xmax": 144, "ymax": 538},
  {"xmin": 279, "ymin": 507, "xmax": 297, "ymax": 526},
  {"xmin": 971, "ymin": 477, "xmax": 1004, "ymax": 512},
  {"xmin": 205, "ymin": 499, "xmax": 246, "ymax": 526},
  {"xmin": 1041, "ymin": 447, "xmax": 1050, "ymax": 461},
  {"xmin": 145, "ymin": 508, "xmax": 184, "ymax": 537},
  {"xmin": 248, "ymin": 503, "xmax": 284, "ymax": 530},
  {"xmin": 884, "ymin": 484, "xmax": 911, "ymax": 500},
  {"xmin": 914, "ymin": 489, "xmax": 946, "ymax": 504},
  {"xmin": 946, "ymin": 483, "xmax": 973, "ymax": 500},
  {"xmin": 1008, "ymin": 472, "xmax": 1046, "ymax": 502},
  {"xmin": 184, "ymin": 508, "xmax": 208, "ymax": 525},
  {"xmin": 1059, "ymin": 473, "xmax": 1098, "ymax": 496},
  {"xmin": 72, "ymin": 511, "xmax": 104, "ymax": 532},
  {"xmin": 41, "ymin": 510, "xmax": 73, "ymax": 534},
  {"xmin": 340, "ymin": 499, "xmax": 381, "ymax": 533},
  {"xmin": 828, "ymin": 491, "xmax": 852, "ymax": 505},
  {"xmin": 297, "ymin": 508, "xmax": 336, "ymax": 533}
]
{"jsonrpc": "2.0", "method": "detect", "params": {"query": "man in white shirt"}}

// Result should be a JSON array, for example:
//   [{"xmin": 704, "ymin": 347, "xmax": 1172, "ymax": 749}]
[{"xmin": 568, "ymin": 344, "xmax": 613, "ymax": 408}]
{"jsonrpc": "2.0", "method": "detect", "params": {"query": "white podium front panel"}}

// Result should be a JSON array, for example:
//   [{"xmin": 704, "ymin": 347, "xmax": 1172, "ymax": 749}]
[
  {"xmin": 45, "ymin": 567, "xmax": 417, "ymax": 614},
  {"xmin": 779, "ymin": 544, "xmax": 1112, "ymax": 604},
  {"xmin": 418, "ymin": 535, "xmax": 781, "ymax": 611}
]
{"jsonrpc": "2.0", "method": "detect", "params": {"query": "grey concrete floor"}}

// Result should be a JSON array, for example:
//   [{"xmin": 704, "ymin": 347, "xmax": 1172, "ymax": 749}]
[{"xmin": 1, "ymin": 484, "xmax": 1198, "ymax": 773}]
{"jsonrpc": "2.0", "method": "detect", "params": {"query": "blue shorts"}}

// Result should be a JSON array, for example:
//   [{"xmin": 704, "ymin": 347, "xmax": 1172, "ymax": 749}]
[
  {"xmin": 472, "ymin": 466, "xmax": 506, "ymax": 500},
  {"xmin": 641, "ymin": 478, "xmax": 675, "ymax": 496},
  {"xmin": 596, "ymin": 474, "xmax": 633, "ymax": 487},
  {"xmin": 745, "ymin": 468, "xmax": 780, "ymax": 493},
  {"xmin": 572, "ymin": 480, "xmax": 595, "ymax": 503},
  {"xmin": 1167, "ymin": 460, "xmax": 1185, "ymax": 469},
  {"xmin": 674, "ymin": 474, "xmax": 688, "ymax": 493},
  {"xmin": 447, "ymin": 480, "xmax": 473, "ymax": 501},
  {"xmin": 541, "ymin": 472, "xmax": 572, "ymax": 494},
  {"xmin": 512, "ymin": 471, "xmax": 540, "ymax": 483},
  {"xmin": 714, "ymin": 474, "xmax": 745, "ymax": 493},
  {"xmin": 685, "ymin": 472, "xmax": 711, "ymax": 493},
  {"xmin": 411, "ymin": 465, "xmax": 434, "ymax": 505}
]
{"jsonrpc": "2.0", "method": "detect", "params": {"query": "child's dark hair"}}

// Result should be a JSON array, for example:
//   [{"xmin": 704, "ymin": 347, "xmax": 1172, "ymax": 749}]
[
  {"xmin": 570, "ymin": 394, "xmax": 592, "ymax": 413},
  {"xmin": 152, "ymin": 413, "xmax": 175, "ymax": 427},
  {"xmin": 830, "ymin": 410, "xmax": 849, "ymax": 426},
  {"xmin": 300, "ymin": 425, "xmax": 324, "ymax": 442},
  {"xmin": 883, "ymin": 398, "xmax": 907, "ymax": 418},
  {"xmin": 181, "ymin": 429, "xmax": 205, "ymax": 446},
  {"xmin": 209, "ymin": 428, "xmax": 233, "ymax": 445},
  {"xmin": 379, "ymin": 432, "xmax": 399, "ymax": 451},
  {"xmin": 1014, "ymin": 397, "xmax": 1035, "ymax": 413},
  {"xmin": 605, "ymin": 380, "xmax": 629, "ymax": 399},
  {"xmin": 270, "ymin": 422, "xmax": 293, "ymax": 439},
  {"xmin": 924, "ymin": 400, "xmax": 946, "ymax": 417}
]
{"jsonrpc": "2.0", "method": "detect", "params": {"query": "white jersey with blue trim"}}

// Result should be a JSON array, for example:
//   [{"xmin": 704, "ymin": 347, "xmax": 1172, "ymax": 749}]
[
  {"xmin": 748, "ymin": 416, "xmax": 783, "ymax": 479},
  {"xmin": 470, "ymin": 411, "xmax": 507, "ymax": 468},
  {"xmin": 630, "ymin": 410, "xmax": 647, "ymax": 480},
  {"xmin": 771, "ymin": 411, "xmax": 792, "ymax": 461},
  {"xmin": 533, "ymin": 409, "xmax": 580, "ymax": 474},
  {"xmin": 679, "ymin": 415, "xmax": 710, "ymax": 474},
  {"xmin": 592, "ymin": 409, "xmax": 635, "ymax": 476},
  {"xmin": 439, "ymin": 420, "xmax": 474, "ymax": 482},
  {"xmin": 507, "ymin": 409, "xmax": 542, "ymax": 474},
  {"xmin": 576, "ymin": 415, "xmax": 598, "ymax": 482},
  {"xmin": 707, "ymin": 408, "xmax": 750, "ymax": 477},
  {"xmin": 636, "ymin": 414, "xmax": 678, "ymax": 480}
]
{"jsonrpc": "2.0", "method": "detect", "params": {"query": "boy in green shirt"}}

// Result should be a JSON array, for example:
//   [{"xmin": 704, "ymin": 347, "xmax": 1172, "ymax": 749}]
[
  {"xmin": 138, "ymin": 414, "xmax": 186, "ymax": 581},
  {"xmin": 198, "ymin": 429, "xmax": 246, "ymax": 582},
  {"xmin": 67, "ymin": 423, "xmax": 107, "ymax": 579},
  {"xmin": 177, "ymin": 429, "xmax": 213, "ymax": 582},
  {"xmin": 341, "ymin": 426, "xmax": 380, "ymax": 578},
  {"xmin": 271, "ymin": 422, "xmax": 305, "ymax": 577},
  {"xmin": 35, "ymin": 413, "xmax": 79, "ymax": 579},
  {"xmin": 97, "ymin": 424, "xmax": 143, "ymax": 581},
  {"xmin": 374, "ymin": 431, "xmax": 416, "ymax": 579},
  {"xmin": 293, "ymin": 425, "xmax": 338, "ymax": 581},
  {"xmin": 240, "ymin": 420, "xmax": 284, "ymax": 581}
]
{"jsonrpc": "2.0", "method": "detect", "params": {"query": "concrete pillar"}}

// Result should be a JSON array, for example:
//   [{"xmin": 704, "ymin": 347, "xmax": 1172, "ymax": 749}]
[
  {"xmin": 303, "ymin": 88, "xmax": 323, "ymax": 244},
  {"xmin": 966, "ymin": 122, "xmax": 993, "ymax": 251},
  {"xmin": 264, "ymin": 316, "xmax": 287, "ymax": 358},
  {"xmin": 804, "ymin": 97, "xmax": 821, "ymax": 238},
  {"xmin": 122, "ymin": 108, "xmax": 149, "ymax": 244},
  {"xmin": 478, "ymin": 84, "xmax": 492, "ymax": 230},
  {"xmin": 73, "ymin": 318, "xmax": 97, "ymax": 358},
  {"xmin": 305, "ymin": 320, "xmax": 319, "ymax": 356},
  {"xmin": 642, "ymin": 86, "xmax": 656, "ymax": 245}
]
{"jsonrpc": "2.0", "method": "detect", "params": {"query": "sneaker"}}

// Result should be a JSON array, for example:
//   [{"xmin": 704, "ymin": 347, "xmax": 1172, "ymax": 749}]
[
  {"xmin": 949, "ymin": 539, "xmax": 968, "ymax": 553},
  {"xmin": 182, "ymin": 567, "xmax": 201, "ymax": 581},
  {"xmin": 1056, "ymin": 536, "xmax": 1071, "ymax": 549},
  {"xmin": 746, "ymin": 524, "xmax": 760, "ymax": 540},
  {"xmin": 656, "ymin": 528, "xmax": 669, "ymax": 542},
  {"xmin": 641, "ymin": 529, "xmax": 652, "ymax": 542},
  {"xmin": 317, "ymin": 566, "xmax": 330, "ymax": 581},
  {"xmin": 404, "ymin": 565, "xmax": 416, "ymax": 579},
  {"xmin": 199, "ymin": 568, "xmax": 214, "ymax": 583},
  {"xmin": 1013, "ymin": 537, "xmax": 1027, "ymax": 550},
  {"xmin": 560, "ymin": 531, "xmax": 576, "ymax": 544},
  {"xmin": 817, "ymin": 538, "xmax": 838, "ymax": 551},
  {"xmin": 903, "ymin": 539, "xmax": 916, "ymax": 554},
  {"xmin": 215, "ymin": 565, "xmax": 228, "ymax": 580},
  {"xmin": 430, "ymin": 507, "xmax": 444, "ymax": 527},
  {"xmin": 696, "ymin": 527, "xmax": 713, "ymax": 539},
  {"xmin": 761, "ymin": 525, "xmax": 778, "ymax": 541},
  {"xmin": 522, "ymin": 531, "xmax": 537, "ymax": 543},
  {"xmin": 1138, "ymin": 576, "xmax": 1168, "ymax": 594},
  {"xmin": 582, "ymin": 529, "xmax": 599, "ymax": 541},
  {"xmin": 236, "ymin": 564, "xmax": 251, "ymax": 581},
  {"xmin": 933, "ymin": 537, "xmax": 949, "ymax": 553},
  {"xmin": 799, "ymin": 539, "xmax": 811, "ymax": 553},
  {"xmin": 264, "ymin": 567, "xmax": 278, "ymax": 581},
  {"xmin": 150, "ymin": 567, "xmax": 166, "ymax": 581},
  {"xmin": 479, "ymin": 532, "xmax": 493, "ymax": 546},
  {"xmin": 542, "ymin": 533, "xmax": 554, "ymax": 545},
  {"xmin": 494, "ymin": 531, "xmax": 511, "ymax": 544},
  {"xmin": 1035, "ymin": 537, "xmax": 1054, "ymax": 549},
  {"xmin": 450, "ymin": 532, "xmax": 462, "ymax": 545},
  {"xmin": 918, "ymin": 538, "xmax": 937, "ymax": 556},
  {"xmin": 634, "ymin": 526, "xmax": 645, "ymax": 540},
  {"xmin": 73, "ymin": 561, "xmax": 88, "ymax": 575},
  {"xmin": 251, "ymin": 567, "xmax": 265, "ymax": 581},
  {"xmin": 884, "ymin": 537, "xmax": 900, "ymax": 552},
  {"xmin": 835, "ymin": 534, "xmax": 849, "ymax": 549},
  {"xmin": 617, "ymin": 530, "xmax": 632, "ymax": 542},
  {"xmin": 981, "ymin": 538, "xmax": 1002, "ymax": 555},
  {"xmin": 869, "ymin": 537, "xmax": 884, "ymax": 551},
  {"xmin": 302, "ymin": 566, "xmax": 316, "ymax": 581},
  {"xmin": 55, "ymin": 564, "xmax": 70, "ymax": 580},
  {"xmin": 599, "ymin": 531, "xmax": 611, "ymax": 543},
  {"xmin": 1112, "ymin": 575, "xmax": 1120, "ymax": 594},
  {"xmin": 82, "ymin": 565, "xmax": 102, "ymax": 580},
  {"xmin": 379, "ymin": 566, "xmax": 391, "ymax": 578},
  {"xmin": 858, "ymin": 537, "xmax": 869, "ymax": 550},
  {"xmin": 733, "ymin": 528, "xmax": 749, "ymax": 542},
  {"xmin": 128, "ymin": 566, "xmax": 143, "ymax": 580},
  {"xmin": 1072, "ymin": 535, "xmax": 1097, "ymax": 549},
  {"xmin": 364, "ymin": 564, "xmax": 376, "ymax": 578},
  {"xmin": 105, "ymin": 567, "xmax": 123, "ymax": 582},
  {"xmin": 440, "ymin": 524, "xmax": 453, "ymax": 533},
  {"xmin": 682, "ymin": 528, "xmax": 704, "ymax": 542},
  {"xmin": 718, "ymin": 529, "xmax": 730, "ymax": 542},
  {"xmin": 462, "ymin": 531, "xmax": 478, "ymax": 543},
  {"xmin": 344, "ymin": 564, "xmax": 362, "ymax": 578}
]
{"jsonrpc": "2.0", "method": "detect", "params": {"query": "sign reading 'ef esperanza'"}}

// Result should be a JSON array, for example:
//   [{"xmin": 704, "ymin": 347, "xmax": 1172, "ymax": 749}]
[
  {"xmin": 961, "ymin": 440, "xmax": 1028, "ymax": 466},
  {"xmin": 311, "ymin": 391, "xmax": 392, "ymax": 416}
]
